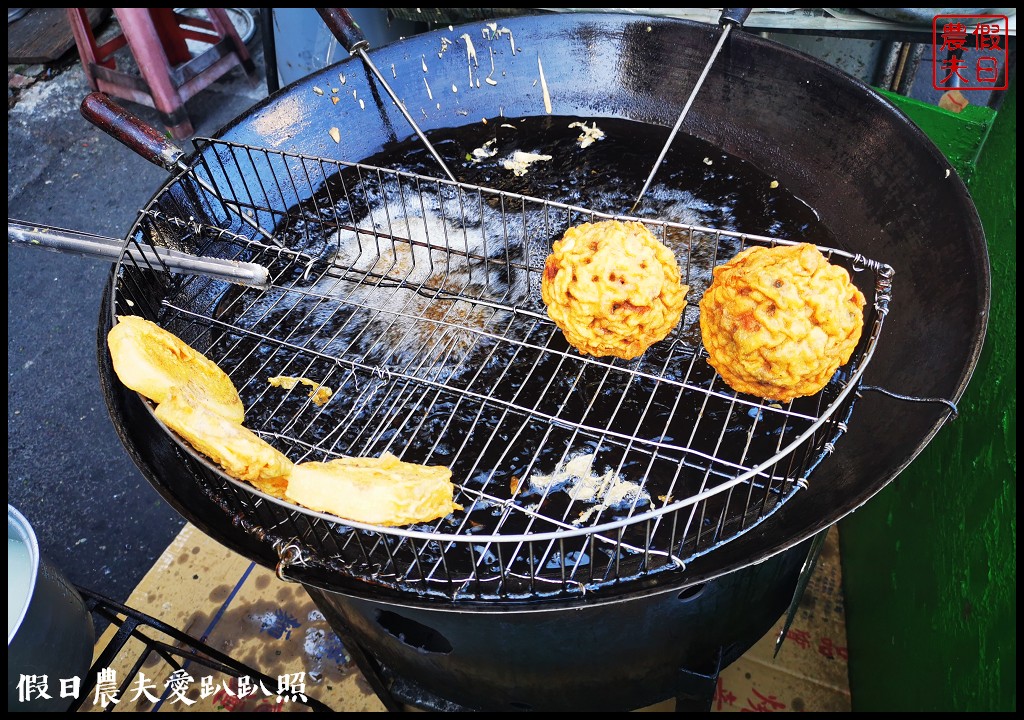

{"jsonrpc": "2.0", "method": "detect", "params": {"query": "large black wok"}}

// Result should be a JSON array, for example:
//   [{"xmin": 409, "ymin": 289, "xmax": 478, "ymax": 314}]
[{"xmin": 95, "ymin": 11, "xmax": 987, "ymax": 709}]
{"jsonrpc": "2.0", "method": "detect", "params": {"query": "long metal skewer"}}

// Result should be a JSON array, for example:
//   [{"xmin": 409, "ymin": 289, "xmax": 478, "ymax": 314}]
[
  {"xmin": 318, "ymin": 8, "xmax": 459, "ymax": 183},
  {"xmin": 631, "ymin": 8, "xmax": 751, "ymax": 214},
  {"xmin": 9, "ymin": 219, "xmax": 270, "ymax": 288}
]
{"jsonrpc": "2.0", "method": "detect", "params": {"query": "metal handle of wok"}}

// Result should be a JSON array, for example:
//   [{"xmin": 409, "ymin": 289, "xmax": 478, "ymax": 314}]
[
  {"xmin": 8, "ymin": 219, "xmax": 271, "ymax": 289},
  {"xmin": 316, "ymin": 8, "xmax": 459, "ymax": 183},
  {"xmin": 79, "ymin": 92, "xmax": 283, "ymax": 247}
]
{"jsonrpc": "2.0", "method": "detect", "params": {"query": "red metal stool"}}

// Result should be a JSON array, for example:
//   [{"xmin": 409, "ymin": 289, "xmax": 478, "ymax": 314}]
[{"xmin": 66, "ymin": 8, "xmax": 257, "ymax": 139}]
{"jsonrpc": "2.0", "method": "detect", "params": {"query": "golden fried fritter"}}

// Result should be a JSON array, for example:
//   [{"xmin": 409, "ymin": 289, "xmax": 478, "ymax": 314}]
[
  {"xmin": 108, "ymin": 315, "xmax": 244, "ymax": 423},
  {"xmin": 108, "ymin": 317, "xmax": 460, "ymax": 523},
  {"xmin": 541, "ymin": 220, "xmax": 688, "ymax": 360},
  {"xmin": 285, "ymin": 452, "xmax": 461, "ymax": 527},
  {"xmin": 154, "ymin": 394, "xmax": 293, "ymax": 496},
  {"xmin": 698, "ymin": 243, "xmax": 866, "ymax": 402}
]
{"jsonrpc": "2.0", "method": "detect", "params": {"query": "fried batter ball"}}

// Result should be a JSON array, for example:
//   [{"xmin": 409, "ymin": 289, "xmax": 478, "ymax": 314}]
[
  {"xmin": 154, "ymin": 394, "xmax": 293, "ymax": 496},
  {"xmin": 541, "ymin": 220, "xmax": 688, "ymax": 360},
  {"xmin": 698, "ymin": 243, "xmax": 866, "ymax": 402},
  {"xmin": 108, "ymin": 315, "xmax": 244, "ymax": 423},
  {"xmin": 285, "ymin": 452, "xmax": 461, "ymax": 527}
]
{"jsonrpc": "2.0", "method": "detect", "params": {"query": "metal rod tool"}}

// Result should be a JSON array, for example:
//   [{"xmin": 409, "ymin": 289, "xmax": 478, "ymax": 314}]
[
  {"xmin": 631, "ymin": 8, "xmax": 751, "ymax": 213},
  {"xmin": 8, "ymin": 219, "xmax": 270, "ymax": 288},
  {"xmin": 317, "ymin": 8, "xmax": 459, "ymax": 183}
]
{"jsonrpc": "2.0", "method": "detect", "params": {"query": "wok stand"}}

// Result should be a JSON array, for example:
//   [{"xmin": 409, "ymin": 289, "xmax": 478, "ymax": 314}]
[{"xmin": 302, "ymin": 537, "xmax": 814, "ymax": 712}]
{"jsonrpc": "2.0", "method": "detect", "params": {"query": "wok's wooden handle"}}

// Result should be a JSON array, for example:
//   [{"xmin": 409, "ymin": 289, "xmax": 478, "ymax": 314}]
[
  {"xmin": 317, "ymin": 8, "xmax": 369, "ymax": 54},
  {"xmin": 80, "ymin": 92, "xmax": 184, "ymax": 171}
]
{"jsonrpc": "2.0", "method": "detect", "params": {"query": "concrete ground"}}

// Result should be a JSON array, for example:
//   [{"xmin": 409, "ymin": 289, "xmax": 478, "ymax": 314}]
[{"xmin": 7, "ymin": 10, "xmax": 271, "ymax": 605}]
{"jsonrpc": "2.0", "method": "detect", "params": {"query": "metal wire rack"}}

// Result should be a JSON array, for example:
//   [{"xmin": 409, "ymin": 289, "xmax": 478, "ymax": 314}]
[{"xmin": 108, "ymin": 138, "xmax": 893, "ymax": 600}]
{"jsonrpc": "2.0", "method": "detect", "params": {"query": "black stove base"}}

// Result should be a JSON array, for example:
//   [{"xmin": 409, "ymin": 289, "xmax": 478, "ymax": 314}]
[{"xmin": 305, "ymin": 539, "xmax": 810, "ymax": 713}]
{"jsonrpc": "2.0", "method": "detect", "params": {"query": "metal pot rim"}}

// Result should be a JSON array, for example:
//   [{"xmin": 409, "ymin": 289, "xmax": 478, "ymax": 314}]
[{"xmin": 7, "ymin": 505, "xmax": 40, "ymax": 646}]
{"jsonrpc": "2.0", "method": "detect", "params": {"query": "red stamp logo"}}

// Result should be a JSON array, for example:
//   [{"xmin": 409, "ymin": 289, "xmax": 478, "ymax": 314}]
[{"xmin": 932, "ymin": 14, "xmax": 1009, "ymax": 91}]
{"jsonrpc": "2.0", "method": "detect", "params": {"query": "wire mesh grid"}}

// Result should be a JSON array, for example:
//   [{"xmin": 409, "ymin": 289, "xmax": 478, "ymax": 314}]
[{"xmin": 108, "ymin": 138, "xmax": 892, "ymax": 600}]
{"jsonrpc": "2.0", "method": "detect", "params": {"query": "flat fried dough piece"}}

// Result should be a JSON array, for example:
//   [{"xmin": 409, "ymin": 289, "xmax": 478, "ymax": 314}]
[
  {"xmin": 154, "ymin": 394, "xmax": 292, "ymax": 497},
  {"xmin": 286, "ymin": 452, "xmax": 461, "ymax": 527},
  {"xmin": 108, "ymin": 315, "xmax": 245, "ymax": 423}
]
